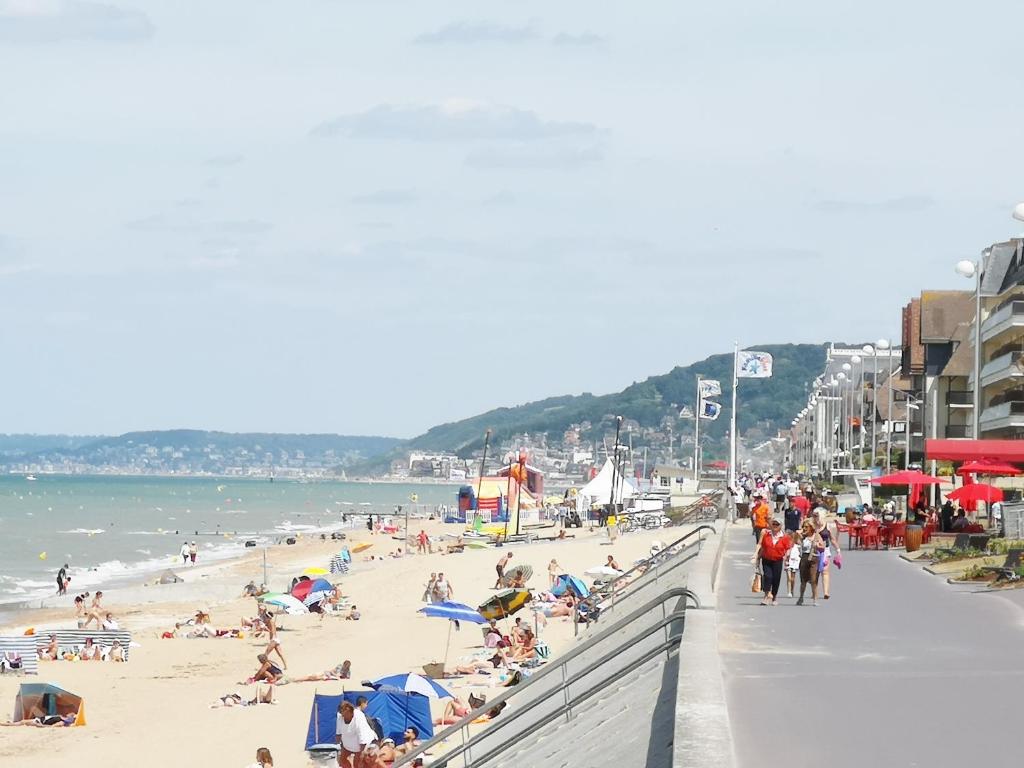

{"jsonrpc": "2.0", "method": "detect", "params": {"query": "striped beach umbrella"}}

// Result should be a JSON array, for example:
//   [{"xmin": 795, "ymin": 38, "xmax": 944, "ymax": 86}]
[
  {"xmin": 477, "ymin": 588, "xmax": 532, "ymax": 620},
  {"xmin": 418, "ymin": 601, "xmax": 488, "ymax": 624}
]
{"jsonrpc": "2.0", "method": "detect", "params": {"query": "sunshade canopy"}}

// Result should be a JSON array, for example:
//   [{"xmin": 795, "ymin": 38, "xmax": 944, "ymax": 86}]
[
  {"xmin": 870, "ymin": 470, "xmax": 943, "ymax": 486},
  {"xmin": 418, "ymin": 601, "xmax": 488, "ymax": 624},
  {"xmin": 477, "ymin": 589, "xmax": 532, "ymax": 620},
  {"xmin": 956, "ymin": 460, "xmax": 1021, "ymax": 476},
  {"xmin": 948, "ymin": 484, "xmax": 1004, "ymax": 503}
]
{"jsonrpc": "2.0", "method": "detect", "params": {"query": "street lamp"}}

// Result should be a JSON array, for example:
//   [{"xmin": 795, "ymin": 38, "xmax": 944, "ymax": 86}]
[
  {"xmin": 877, "ymin": 339, "xmax": 893, "ymax": 470},
  {"xmin": 904, "ymin": 394, "xmax": 921, "ymax": 470},
  {"xmin": 956, "ymin": 258, "xmax": 982, "ymax": 439},
  {"xmin": 850, "ymin": 355, "xmax": 864, "ymax": 465},
  {"xmin": 862, "ymin": 344, "xmax": 876, "ymax": 467}
]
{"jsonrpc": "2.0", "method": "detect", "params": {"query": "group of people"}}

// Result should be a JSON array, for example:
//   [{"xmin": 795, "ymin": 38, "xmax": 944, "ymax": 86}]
[
  {"xmin": 39, "ymin": 633, "xmax": 125, "ymax": 662},
  {"xmin": 421, "ymin": 572, "xmax": 454, "ymax": 603},
  {"xmin": 336, "ymin": 698, "xmax": 423, "ymax": 767},
  {"xmin": 751, "ymin": 478, "xmax": 840, "ymax": 607},
  {"xmin": 179, "ymin": 541, "xmax": 199, "ymax": 566},
  {"xmin": 72, "ymin": 591, "xmax": 118, "ymax": 630}
]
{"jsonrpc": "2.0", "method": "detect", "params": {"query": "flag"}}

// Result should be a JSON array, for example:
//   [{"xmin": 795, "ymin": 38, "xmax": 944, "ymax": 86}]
[
  {"xmin": 700, "ymin": 399, "xmax": 722, "ymax": 420},
  {"xmin": 737, "ymin": 350, "xmax": 773, "ymax": 378},
  {"xmin": 698, "ymin": 379, "xmax": 722, "ymax": 398}
]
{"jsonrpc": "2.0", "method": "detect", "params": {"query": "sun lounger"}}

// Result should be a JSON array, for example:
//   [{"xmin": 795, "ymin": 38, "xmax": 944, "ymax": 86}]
[
  {"xmin": 0, "ymin": 637, "xmax": 38, "ymax": 674},
  {"xmin": 34, "ymin": 629, "xmax": 133, "ymax": 661}
]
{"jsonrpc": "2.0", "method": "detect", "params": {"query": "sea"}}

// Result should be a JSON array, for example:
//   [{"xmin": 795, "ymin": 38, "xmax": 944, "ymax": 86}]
[{"xmin": 0, "ymin": 475, "xmax": 458, "ymax": 607}]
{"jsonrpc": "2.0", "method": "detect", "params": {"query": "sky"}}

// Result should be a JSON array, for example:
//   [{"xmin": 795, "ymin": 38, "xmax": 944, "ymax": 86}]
[{"xmin": 2, "ymin": 0, "xmax": 1024, "ymax": 438}]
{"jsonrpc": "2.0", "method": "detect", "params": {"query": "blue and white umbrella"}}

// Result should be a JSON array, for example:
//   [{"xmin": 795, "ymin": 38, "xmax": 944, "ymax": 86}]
[
  {"xmin": 418, "ymin": 601, "xmax": 488, "ymax": 671},
  {"xmin": 418, "ymin": 601, "xmax": 488, "ymax": 624},
  {"xmin": 368, "ymin": 673, "xmax": 452, "ymax": 699}
]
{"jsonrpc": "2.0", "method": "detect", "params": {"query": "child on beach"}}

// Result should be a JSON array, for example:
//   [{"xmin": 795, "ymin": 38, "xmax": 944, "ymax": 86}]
[{"xmin": 786, "ymin": 532, "xmax": 802, "ymax": 599}]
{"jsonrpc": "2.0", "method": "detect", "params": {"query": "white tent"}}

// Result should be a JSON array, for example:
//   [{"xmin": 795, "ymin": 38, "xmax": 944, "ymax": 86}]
[{"xmin": 576, "ymin": 459, "xmax": 638, "ymax": 512}]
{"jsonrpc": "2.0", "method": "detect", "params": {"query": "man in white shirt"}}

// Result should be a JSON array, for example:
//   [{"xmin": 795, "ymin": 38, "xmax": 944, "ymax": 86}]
[{"xmin": 336, "ymin": 700, "xmax": 376, "ymax": 767}]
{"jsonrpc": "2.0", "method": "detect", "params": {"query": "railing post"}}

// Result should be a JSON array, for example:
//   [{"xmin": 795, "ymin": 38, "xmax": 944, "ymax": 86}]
[{"xmin": 561, "ymin": 662, "xmax": 571, "ymax": 723}]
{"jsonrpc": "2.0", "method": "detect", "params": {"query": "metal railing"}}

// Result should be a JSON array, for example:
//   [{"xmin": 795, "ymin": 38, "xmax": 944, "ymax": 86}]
[
  {"xmin": 393, "ymin": 586, "xmax": 697, "ymax": 768},
  {"xmin": 571, "ymin": 522, "xmax": 715, "ymax": 634},
  {"xmin": 670, "ymin": 489, "xmax": 725, "ymax": 525}
]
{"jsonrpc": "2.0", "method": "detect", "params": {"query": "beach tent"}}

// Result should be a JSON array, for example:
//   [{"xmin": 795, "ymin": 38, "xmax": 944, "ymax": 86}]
[
  {"xmin": 304, "ymin": 691, "xmax": 432, "ymax": 749},
  {"xmin": 13, "ymin": 682, "xmax": 86, "ymax": 726},
  {"xmin": 551, "ymin": 574, "xmax": 590, "ymax": 599},
  {"xmin": 576, "ymin": 460, "xmax": 638, "ymax": 514}
]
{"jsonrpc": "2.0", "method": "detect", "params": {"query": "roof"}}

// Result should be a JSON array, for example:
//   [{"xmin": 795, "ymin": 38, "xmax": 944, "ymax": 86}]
[
  {"xmin": 920, "ymin": 290, "xmax": 974, "ymax": 342},
  {"xmin": 873, "ymin": 370, "xmax": 912, "ymax": 421},
  {"xmin": 940, "ymin": 323, "xmax": 974, "ymax": 377}
]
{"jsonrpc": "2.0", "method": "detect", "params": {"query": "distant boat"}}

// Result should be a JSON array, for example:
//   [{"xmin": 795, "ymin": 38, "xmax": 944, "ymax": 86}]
[{"xmin": 25, "ymin": 474, "xmax": 37, "ymax": 481}]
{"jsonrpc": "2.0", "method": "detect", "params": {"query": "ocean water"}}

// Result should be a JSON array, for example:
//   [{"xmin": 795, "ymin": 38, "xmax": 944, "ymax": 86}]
[{"xmin": 0, "ymin": 475, "xmax": 457, "ymax": 605}]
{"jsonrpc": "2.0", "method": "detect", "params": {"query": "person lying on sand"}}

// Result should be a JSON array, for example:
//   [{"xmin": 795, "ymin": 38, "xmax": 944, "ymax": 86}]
[
  {"xmin": 283, "ymin": 659, "xmax": 351, "ymax": 684},
  {"xmin": 209, "ymin": 687, "xmax": 274, "ymax": 708},
  {"xmin": 451, "ymin": 652, "xmax": 507, "ymax": 675},
  {"xmin": 1, "ymin": 706, "xmax": 76, "ymax": 727},
  {"xmin": 434, "ymin": 696, "xmax": 471, "ymax": 725}
]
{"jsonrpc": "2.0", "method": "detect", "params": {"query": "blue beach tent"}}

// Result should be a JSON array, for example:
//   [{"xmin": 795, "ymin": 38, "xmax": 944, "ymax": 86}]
[
  {"xmin": 304, "ymin": 690, "xmax": 432, "ymax": 749},
  {"xmin": 551, "ymin": 574, "xmax": 590, "ymax": 599}
]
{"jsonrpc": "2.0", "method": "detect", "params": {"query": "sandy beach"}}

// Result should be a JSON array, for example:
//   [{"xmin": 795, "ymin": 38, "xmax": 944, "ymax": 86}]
[{"xmin": 0, "ymin": 520, "xmax": 680, "ymax": 767}]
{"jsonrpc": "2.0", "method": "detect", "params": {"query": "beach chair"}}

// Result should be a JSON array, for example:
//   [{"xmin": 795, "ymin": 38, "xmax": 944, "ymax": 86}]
[{"xmin": 0, "ymin": 637, "xmax": 39, "ymax": 675}]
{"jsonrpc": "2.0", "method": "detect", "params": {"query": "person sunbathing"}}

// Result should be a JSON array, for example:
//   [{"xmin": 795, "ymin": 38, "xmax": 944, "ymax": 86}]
[
  {"xmin": 41, "ymin": 634, "xmax": 59, "ymax": 660},
  {"xmin": 250, "ymin": 653, "xmax": 282, "ymax": 683},
  {"xmin": 209, "ymin": 687, "xmax": 274, "ymax": 708},
  {"xmin": 108, "ymin": 639, "xmax": 125, "ymax": 662},
  {"xmin": 511, "ymin": 629, "xmax": 536, "ymax": 662},
  {"xmin": 394, "ymin": 727, "xmax": 421, "ymax": 756},
  {"xmin": 286, "ymin": 659, "xmax": 351, "ymax": 683},
  {"xmin": 434, "ymin": 696, "xmax": 471, "ymax": 725},
  {"xmin": 452, "ymin": 652, "xmax": 507, "ymax": 674},
  {"xmin": 101, "ymin": 612, "xmax": 119, "ymax": 630},
  {"xmin": 79, "ymin": 637, "xmax": 101, "ymax": 661},
  {"xmin": 1, "ymin": 705, "xmax": 76, "ymax": 727},
  {"xmin": 193, "ymin": 610, "xmax": 211, "ymax": 625}
]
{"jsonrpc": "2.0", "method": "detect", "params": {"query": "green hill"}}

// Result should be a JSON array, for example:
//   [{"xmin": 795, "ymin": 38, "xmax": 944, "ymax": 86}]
[{"xmin": 407, "ymin": 343, "xmax": 826, "ymax": 454}]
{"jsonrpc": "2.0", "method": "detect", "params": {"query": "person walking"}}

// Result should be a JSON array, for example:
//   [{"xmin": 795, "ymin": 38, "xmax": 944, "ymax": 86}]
[
  {"xmin": 494, "ymin": 552, "xmax": 513, "ymax": 589},
  {"xmin": 189, "ymin": 541, "xmax": 198, "ymax": 566},
  {"xmin": 56, "ymin": 563, "xmax": 69, "ymax": 596},
  {"xmin": 750, "ymin": 495, "xmax": 771, "ymax": 542},
  {"xmin": 547, "ymin": 559, "xmax": 561, "ymax": 588},
  {"xmin": 812, "ymin": 508, "xmax": 840, "ymax": 599},
  {"xmin": 416, "ymin": 529, "xmax": 429, "ymax": 554},
  {"xmin": 433, "ymin": 572, "xmax": 452, "ymax": 602},
  {"xmin": 796, "ymin": 520, "xmax": 825, "ymax": 606},
  {"xmin": 421, "ymin": 572, "xmax": 437, "ymax": 603},
  {"xmin": 180, "ymin": 541, "xmax": 190, "ymax": 566},
  {"xmin": 785, "ymin": 532, "xmax": 801, "ymax": 598},
  {"xmin": 754, "ymin": 519, "xmax": 791, "ymax": 606}
]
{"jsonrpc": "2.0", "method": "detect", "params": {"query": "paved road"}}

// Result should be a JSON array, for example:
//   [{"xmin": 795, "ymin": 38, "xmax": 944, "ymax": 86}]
[{"xmin": 718, "ymin": 522, "xmax": 1024, "ymax": 768}]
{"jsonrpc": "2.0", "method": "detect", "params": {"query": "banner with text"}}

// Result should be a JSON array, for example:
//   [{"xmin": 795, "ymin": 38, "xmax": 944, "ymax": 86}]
[{"xmin": 736, "ymin": 351, "xmax": 774, "ymax": 379}]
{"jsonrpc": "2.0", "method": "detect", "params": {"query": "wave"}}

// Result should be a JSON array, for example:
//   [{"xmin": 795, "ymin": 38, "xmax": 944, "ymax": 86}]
[{"xmin": 58, "ymin": 528, "xmax": 105, "ymax": 535}]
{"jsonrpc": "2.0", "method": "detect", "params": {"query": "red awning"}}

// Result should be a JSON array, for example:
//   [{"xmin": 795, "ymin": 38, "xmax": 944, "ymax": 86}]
[{"xmin": 925, "ymin": 439, "xmax": 1024, "ymax": 462}]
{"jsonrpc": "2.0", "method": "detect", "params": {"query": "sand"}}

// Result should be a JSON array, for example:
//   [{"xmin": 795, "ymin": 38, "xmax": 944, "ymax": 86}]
[{"xmin": 0, "ymin": 520, "xmax": 678, "ymax": 767}]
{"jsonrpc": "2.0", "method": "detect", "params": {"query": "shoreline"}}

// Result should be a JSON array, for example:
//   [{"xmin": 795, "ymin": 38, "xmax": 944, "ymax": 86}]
[{"xmin": 5, "ymin": 470, "xmax": 465, "ymax": 485}]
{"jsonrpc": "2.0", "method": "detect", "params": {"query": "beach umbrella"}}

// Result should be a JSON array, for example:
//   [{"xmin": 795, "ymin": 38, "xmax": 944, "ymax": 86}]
[
  {"xmin": 303, "ymin": 566, "xmax": 329, "ymax": 576},
  {"xmin": 957, "ymin": 460, "xmax": 1021, "ymax": 476},
  {"xmin": 292, "ymin": 578, "xmax": 334, "ymax": 606},
  {"xmin": 584, "ymin": 565, "xmax": 623, "ymax": 578},
  {"xmin": 949, "ymin": 484, "xmax": 1004, "ymax": 504},
  {"xmin": 258, "ymin": 593, "xmax": 309, "ymax": 614},
  {"xmin": 870, "ymin": 470, "xmax": 943, "ymax": 486},
  {"xmin": 366, "ymin": 673, "xmax": 452, "ymax": 699},
  {"xmin": 418, "ymin": 601, "xmax": 488, "ymax": 624},
  {"xmin": 477, "ymin": 588, "xmax": 532, "ymax": 620},
  {"xmin": 419, "ymin": 601, "xmax": 488, "ymax": 670},
  {"xmin": 551, "ymin": 574, "xmax": 590, "ymax": 599},
  {"xmin": 503, "ymin": 564, "xmax": 533, "ymax": 586}
]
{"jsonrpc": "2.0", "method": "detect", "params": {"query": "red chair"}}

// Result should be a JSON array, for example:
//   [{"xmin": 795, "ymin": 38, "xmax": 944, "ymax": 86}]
[
  {"xmin": 921, "ymin": 523, "xmax": 936, "ymax": 544},
  {"xmin": 859, "ymin": 522, "xmax": 881, "ymax": 550},
  {"xmin": 889, "ymin": 522, "xmax": 906, "ymax": 549},
  {"xmin": 837, "ymin": 523, "xmax": 855, "ymax": 549}
]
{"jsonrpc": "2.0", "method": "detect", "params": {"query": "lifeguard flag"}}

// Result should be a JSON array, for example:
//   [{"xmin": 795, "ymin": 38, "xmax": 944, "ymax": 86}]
[{"xmin": 737, "ymin": 351, "xmax": 773, "ymax": 378}]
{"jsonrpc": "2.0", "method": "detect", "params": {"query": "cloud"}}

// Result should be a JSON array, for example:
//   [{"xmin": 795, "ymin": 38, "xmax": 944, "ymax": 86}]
[
  {"xmin": 188, "ymin": 246, "xmax": 241, "ymax": 271},
  {"xmin": 813, "ymin": 195, "xmax": 936, "ymax": 214},
  {"xmin": 414, "ymin": 20, "xmax": 540, "ymax": 45},
  {"xmin": 350, "ymin": 189, "xmax": 418, "ymax": 205},
  {"xmin": 204, "ymin": 153, "xmax": 244, "ymax": 168},
  {"xmin": 552, "ymin": 32, "xmax": 606, "ymax": 47},
  {"xmin": 0, "ymin": 0, "xmax": 154, "ymax": 43},
  {"xmin": 126, "ymin": 214, "xmax": 273, "ymax": 234},
  {"xmin": 466, "ymin": 142, "xmax": 603, "ymax": 170},
  {"xmin": 312, "ymin": 100, "xmax": 596, "ymax": 142}
]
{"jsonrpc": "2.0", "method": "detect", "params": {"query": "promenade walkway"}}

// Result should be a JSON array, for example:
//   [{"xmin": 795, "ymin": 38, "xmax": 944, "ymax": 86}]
[{"xmin": 717, "ymin": 522, "xmax": 1024, "ymax": 767}]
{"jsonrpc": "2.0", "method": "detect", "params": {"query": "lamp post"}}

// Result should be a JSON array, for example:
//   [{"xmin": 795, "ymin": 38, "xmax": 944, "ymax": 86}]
[
  {"xmin": 837, "ymin": 372, "xmax": 848, "ymax": 469},
  {"xmin": 903, "ymin": 393, "xmax": 921, "ymax": 470},
  {"xmin": 850, "ymin": 355, "xmax": 863, "ymax": 466},
  {"xmin": 863, "ymin": 344, "xmax": 876, "ymax": 467},
  {"xmin": 956, "ymin": 258, "xmax": 983, "ymax": 439},
  {"xmin": 877, "ymin": 339, "xmax": 893, "ymax": 470}
]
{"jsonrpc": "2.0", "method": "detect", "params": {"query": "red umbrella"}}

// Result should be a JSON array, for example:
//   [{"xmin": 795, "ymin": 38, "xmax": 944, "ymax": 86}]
[
  {"xmin": 956, "ymin": 460, "xmax": 1021, "ymax": 476},
  {"xmin": 870, "ymin": 470, "xmax": 943, "ymax": 486},
  {"xmin": 948, "ymin": 484, "xmax": 1004, "ymax": 503}
]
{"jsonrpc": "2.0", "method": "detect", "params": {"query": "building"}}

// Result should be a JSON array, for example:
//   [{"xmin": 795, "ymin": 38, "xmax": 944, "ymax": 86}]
[{"xmin": 973, "ymin": 239, "xmax": 1024, "ymax": 437}]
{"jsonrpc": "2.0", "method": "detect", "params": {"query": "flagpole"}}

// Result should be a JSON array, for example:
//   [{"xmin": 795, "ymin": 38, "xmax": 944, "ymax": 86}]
[
  {"xmin": 729, "ymin": 342, "xmax": 739, "ymax": 492},
  {"xmin": 693, "ymin": 375, "xmax": 702, "ymax": 484}
]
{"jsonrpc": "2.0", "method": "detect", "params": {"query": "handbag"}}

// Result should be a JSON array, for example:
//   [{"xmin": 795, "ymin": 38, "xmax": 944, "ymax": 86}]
[
  {"xmin": 751, "ymin": 573, "xmax": 762, "ymax": 593},
  {"xmin": 833, "ymin": 551, "xmax": 843, "ymax": 570}
]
